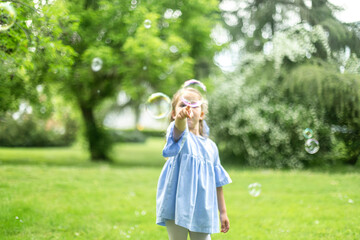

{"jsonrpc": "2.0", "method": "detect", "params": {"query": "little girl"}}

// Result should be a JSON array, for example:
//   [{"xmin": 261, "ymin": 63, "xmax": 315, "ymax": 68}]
[{"xmin": 156, "ymin": 86, "xmax": 232, "ymax": 240}]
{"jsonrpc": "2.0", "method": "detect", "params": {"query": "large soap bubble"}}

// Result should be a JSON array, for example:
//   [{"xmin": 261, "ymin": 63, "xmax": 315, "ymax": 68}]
[
  {"xmin": 145, "ymin": 93, "xmax": 171, "ymax": 119},
  {"xmin": 0, "ymin": 3, "xmax": 16, "ymax": 32},
  {"xmin": 181, "ymin": 79, "xmax": 207, "ymax": 108}
]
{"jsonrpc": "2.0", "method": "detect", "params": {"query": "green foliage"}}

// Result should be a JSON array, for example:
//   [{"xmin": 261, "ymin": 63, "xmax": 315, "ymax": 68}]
[
  {"xmin": 0, "ymin": 113, "xmax": 77, "ymax": 147},
  {"xmin": 208, "ymin": 71, "xmax": 333, "ymax": 168},
  {"xmin": 284, "ymin": 64, "xmax": 360, "ymax": 123},
  {"xmin": 107, "ymin": 129, "xmax": 147, "ymax": 143},
  {"xmin": 107, "ymin": 128, "xmax": 166, "ymax": 143},
  {"xmin": 210, "ymin": 17, "xmax": 360, "ymax": 167},
  {"xmin": 0, "ymin": 0, "xmax": 76, "ymax": 113},
  {"xmin": 2, "ymin": 0, "xmax": 223, "ymax": 161},
  {"xmin": 221, "ymin": 0, "xmax": 360, "ymax": 56}
]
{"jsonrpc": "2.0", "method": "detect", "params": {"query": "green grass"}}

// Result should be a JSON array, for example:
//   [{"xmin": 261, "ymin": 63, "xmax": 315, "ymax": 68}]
[{"xmin": 0, "ymin": 138, "xmax": 359, "ymax": 239}]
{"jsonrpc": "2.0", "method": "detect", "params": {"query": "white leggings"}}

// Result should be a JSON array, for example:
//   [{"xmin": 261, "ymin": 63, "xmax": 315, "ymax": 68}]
[{"xmin": 165, "ymin": 220, "xmax": 211, "ymax": 240}]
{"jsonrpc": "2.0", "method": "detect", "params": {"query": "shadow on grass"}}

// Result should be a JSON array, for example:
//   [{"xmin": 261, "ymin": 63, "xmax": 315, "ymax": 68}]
[
  {"xmin": 0, "ymin": 139, "xmax": 166, "ymax": 169},
  {"xmin": 222, "ymin": 161, "xmax": 360, "ymax": 174},
  {"xmin": 0, "ymin": 158, "xmax": 165, "ymax": 169}
]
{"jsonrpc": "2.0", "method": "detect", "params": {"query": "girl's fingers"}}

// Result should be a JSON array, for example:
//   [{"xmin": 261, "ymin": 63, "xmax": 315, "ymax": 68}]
[
  {"xmin": 187, "ymin": 107, "xmax": 193, "ymax": 119},
  {"xmin": 186, "ymin": 111, "xmax": 191, "ymax": 119},
  {"xmin": 225, "ymin": 221, "xmax": 230, "ymax": 232},
  {"xmin": 177, "ymin": 105, "xmax": 193, "ymax": 119},
  {"xmin": 221, "ymin": 220, "xmax": 230, "ymax": 233}
]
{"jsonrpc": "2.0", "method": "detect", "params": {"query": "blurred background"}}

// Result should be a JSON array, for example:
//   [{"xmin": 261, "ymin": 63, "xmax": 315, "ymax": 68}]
[
  {"xmin": 1, "ymin": 0, "xmax": 360, "ymax": 167},
  {"xmin": 1, "ymin": 0, "xmax": 360, "ymax": 239}
]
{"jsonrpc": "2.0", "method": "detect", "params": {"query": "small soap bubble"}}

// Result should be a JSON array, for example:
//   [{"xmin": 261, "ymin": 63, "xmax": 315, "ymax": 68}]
[
  {"xmin": 0, "ymin": 3, "xmax": 16, "ymax": 32},
  {"xmin": 303, "ymin": 128, "xmax": 313, "ymax": 139},
  {"xmin": 248, "ymin": 182, "xmax": 261, "ymax": 197},
  {"xmin": 91, "ymin": 57, "xmax": 103, "ymax": 72},
  {"xmin": 170, "ymin": 45, "xmax": 178, "ymax": 53},
  {"xmin": 181, "ymin": 79, "xmax": 207, "ymax": 108},
  {"xmin": 40, "ymin": 106, "xmax": 46, "ymax": 114},
  {"xmin": 305, "ymin": 138, "xmax": 320, "ymax": 154},
  {"xmin": 145, "ymin": 93, "xmax": 171, "ymax": 119},
  {"xmin": 348, "ymin": 199, "xmax": 354, "ymax": 204},
  {"xmin": 144, "ymin": 19, "xmax": 151, "ymax": 29}
]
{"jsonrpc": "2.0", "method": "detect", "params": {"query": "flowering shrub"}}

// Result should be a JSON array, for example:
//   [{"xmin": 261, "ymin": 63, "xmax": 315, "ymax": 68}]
[{"xmin": 208, "ymin": 76, "xmax": 333, "ymax": 168}]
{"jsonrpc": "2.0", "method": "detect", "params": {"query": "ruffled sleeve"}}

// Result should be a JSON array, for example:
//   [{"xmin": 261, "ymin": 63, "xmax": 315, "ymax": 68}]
[
  {"xmin": 214, "ymin": 147, "xmax": 232, "ymax": 187},
  {"xmin": 162, "ymin": 121, "xmax": 188, "ymax": 158}
]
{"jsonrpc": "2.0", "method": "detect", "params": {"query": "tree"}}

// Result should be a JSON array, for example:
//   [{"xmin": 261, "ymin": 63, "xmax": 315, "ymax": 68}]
[
  {"xmin": 220, "ymin": 0, "xmax": 360, "ymax": 55},
  {"xmin": 47, "ymin": 0, "xmax": 220, "ymax": 161},
  {"xmin": 0, "ymin": 0, "xmax": 74, "ymax": 114}
]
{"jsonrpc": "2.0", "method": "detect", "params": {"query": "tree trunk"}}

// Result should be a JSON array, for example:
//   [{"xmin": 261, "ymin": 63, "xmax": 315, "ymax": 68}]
[
  {"xmin": 79, "ymin": 104, "xmax": 111, "ymax": 161},
  {"xmin": 134, "ymin": 102, "xmax": 141, "ymax": 130}
]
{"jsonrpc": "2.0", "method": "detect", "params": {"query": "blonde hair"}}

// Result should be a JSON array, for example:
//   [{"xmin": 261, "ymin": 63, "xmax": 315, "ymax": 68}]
[{"xmin": 169, "ymin": 88, "xmax": 208, "ymax": 137}]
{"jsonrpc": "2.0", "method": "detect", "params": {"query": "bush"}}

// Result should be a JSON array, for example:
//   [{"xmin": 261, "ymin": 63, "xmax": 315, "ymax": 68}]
[
  {"xmin": 141, "ymin": 129, "xmax": 166, "ymax": 138},
  {"xmin": 107, "ymin": 129, "xmax": 147, "ymax": 143},
  {"xmin": 0, "ymin": 113, "xmax": 78, "ymax": 147},
  {"xmin": 208, "ymin": 78, "xmax": 334, "ymax": 169},
  {"xmin": 106, "ymin": 128, "xmax": 166, "ymax": 143}
]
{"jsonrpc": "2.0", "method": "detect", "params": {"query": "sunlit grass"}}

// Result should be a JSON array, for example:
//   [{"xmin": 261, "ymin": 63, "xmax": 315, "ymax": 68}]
[{"xmin": 0, "ymin": 138, "xmax": 359, "ymax": 239}]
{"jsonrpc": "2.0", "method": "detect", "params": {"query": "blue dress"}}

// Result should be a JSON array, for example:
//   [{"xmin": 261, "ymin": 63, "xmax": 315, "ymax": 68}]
[{"xmin": 156, "ymin": 121, "xmax": 232, "ymax": 234}]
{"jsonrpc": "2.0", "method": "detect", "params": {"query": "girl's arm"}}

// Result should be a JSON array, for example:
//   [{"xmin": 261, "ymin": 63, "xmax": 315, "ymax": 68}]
[
  {"xmin": 217, "ymin": 186, "xmax": 230, "ymax": 233},
  {"xmin": 174, "ymin": 106, "xmax": 192, "ymax": 141}
]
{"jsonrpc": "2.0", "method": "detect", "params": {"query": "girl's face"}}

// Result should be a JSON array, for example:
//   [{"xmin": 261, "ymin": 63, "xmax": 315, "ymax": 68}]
[{"xmin": 172, "ymin": 90, "xmax": 204, "ymax": 134}]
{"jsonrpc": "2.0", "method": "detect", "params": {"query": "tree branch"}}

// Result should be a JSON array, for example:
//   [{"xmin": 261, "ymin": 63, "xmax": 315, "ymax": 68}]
[{"xmin": 1, "ymin": 0, "xmax": 38, "ymax": 12}]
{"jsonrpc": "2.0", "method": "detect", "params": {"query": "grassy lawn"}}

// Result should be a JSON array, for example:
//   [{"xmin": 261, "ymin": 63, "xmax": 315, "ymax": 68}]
[{"xmin": 0, "ymin": 138, "xmax": 359, "ymax": 239}]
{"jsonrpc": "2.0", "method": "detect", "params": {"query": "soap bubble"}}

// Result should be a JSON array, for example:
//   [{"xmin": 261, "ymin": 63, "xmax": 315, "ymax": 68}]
[
  {"xmin": 144, "ymin": 19, "xmax": 151, "ymax": 29},
  {"xmin": 305, "ymin": 138, "xmax": 320, "ymax": 154},
  {"xmin": 181, "ymin": 79, "xmax": 207, "ymax": 108},
  {"xmin": 0, "ymin": 3, "xmax": 16, "ymax": 32},
  {"xmin": 170, "ymin": 45, "xmax": 178, "ymax": 53},
  {"xmin": 145, "ymin": 93, "xmax": 171, "ymax": 119},
  {"xmin": 303, "ymin": 128, "xmax": 313, "ymax": 139},
  {"xmin": 248, "ymin": 182, "xmax": 261, "ymax": 197},
  {"xmin": 91, "ymin": 57, "xmax": 103, "ymax": 72}
]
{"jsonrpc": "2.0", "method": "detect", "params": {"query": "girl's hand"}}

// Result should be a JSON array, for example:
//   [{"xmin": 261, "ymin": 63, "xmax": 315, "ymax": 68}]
[
  {"xmin": 220, "ymin": 213, "xmax": 230, "ymax": 233},
  {"xmin": 176, "ymin": 105, "xmax": 193, "ymax": 120}
]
